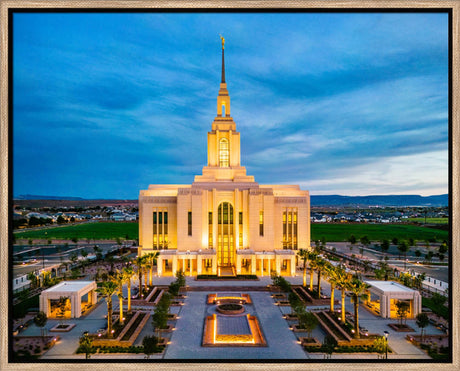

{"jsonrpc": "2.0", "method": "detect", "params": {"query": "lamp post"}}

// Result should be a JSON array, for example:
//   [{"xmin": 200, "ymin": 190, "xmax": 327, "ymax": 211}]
[{"xmin": 384, "ymin": 331, "xmax": 389, "ymax": 359}]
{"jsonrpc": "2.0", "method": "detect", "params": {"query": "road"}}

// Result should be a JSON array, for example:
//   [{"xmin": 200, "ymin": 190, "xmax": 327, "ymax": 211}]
[{"xmin": 12, "ymin": 242, "xmax": 128, "ymax": 278}]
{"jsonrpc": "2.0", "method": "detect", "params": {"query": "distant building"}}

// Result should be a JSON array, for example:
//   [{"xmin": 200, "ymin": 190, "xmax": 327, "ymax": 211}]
[{"xmin": 138, "ymin": 40, "xmax": 311, "ymax": 277}]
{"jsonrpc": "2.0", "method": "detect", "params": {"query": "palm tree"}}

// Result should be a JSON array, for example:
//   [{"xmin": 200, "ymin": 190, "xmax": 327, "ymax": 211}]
[
  {"xmin": 145, "ymin": 252, "xmax": 159, "ymax": 286},
  {"xmin": 316, "ymin": 258, "xmax": 328, "ymax": 299},
  {"xmin": 122, "ymin": 266, "xmax": 135, "ymax": 313},
  {"xmin": 334, "ymin": 266, "xmax": 352, "ymax": 324},
  {"xmin": 325, "ymin": 263, "xmax": 339, "ymax": 312},
  {"xmin": 308, "ymin": 252, "xmax": 319, "ymax": 291},
  {"xmin": 347, "ymin": 276, "xmax": 369, "ymax": 339},
  {"xmin": 297, "ymin": 249, "xmax": 310, "ymax": 287},
  {"xmin": 135, "ymin": 255, "xmax": 147, "ymax": 298},
  {"xmin": 112, "ymin": 270, "xmax": 125, "ymax": 325},
  {"xmin": 96, "ymin": 280, "xmax": 118, "ymax": 338}
]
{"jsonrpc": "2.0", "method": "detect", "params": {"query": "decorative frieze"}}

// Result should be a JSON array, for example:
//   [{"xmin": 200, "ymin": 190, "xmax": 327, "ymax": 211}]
[
  {"xmin": 143, "ymin": 197, "xmax": 177, "ymax": 204},
  {"xmin": 275, "ymin": 197, "xmax": 306, "ymax": 204}
]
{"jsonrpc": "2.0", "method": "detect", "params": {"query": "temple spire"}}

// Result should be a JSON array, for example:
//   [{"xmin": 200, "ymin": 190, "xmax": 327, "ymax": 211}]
[{"xmin": 220, "ymin": 35, "xmax": 225, "ymax": 83}]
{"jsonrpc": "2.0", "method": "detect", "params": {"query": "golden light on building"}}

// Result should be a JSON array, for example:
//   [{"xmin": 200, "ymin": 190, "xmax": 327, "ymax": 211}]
[{"xmin": 138, "ymin": 38, "xmax": 311, "ymax": 278}]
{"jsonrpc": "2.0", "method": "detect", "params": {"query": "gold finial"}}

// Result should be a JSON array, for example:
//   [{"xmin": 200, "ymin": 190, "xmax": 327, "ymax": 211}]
[{"xmin": 220, "ymin": 34, "xmax": 225, "ymax": 49}]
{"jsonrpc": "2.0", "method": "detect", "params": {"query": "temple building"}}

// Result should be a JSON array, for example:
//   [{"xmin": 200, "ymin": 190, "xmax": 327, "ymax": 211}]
[{"xmin": 138, "ymin": 39, "xmax": 311, "ymax": 277}]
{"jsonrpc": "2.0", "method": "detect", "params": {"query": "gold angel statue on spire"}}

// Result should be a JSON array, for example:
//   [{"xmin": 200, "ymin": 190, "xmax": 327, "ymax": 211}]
[{"xmin": 220, "ymin": 35, "xmax": 225, "ymax": 49}]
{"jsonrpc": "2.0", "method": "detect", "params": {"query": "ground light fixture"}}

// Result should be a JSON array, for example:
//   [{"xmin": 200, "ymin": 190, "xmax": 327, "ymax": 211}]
[{"xmin": 384, "ymin": 330, "xmax": 389, "ymax": 359}]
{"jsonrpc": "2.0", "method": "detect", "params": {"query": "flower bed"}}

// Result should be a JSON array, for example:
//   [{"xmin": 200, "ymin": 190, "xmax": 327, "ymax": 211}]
[{"xmin": 121, "ymin": 312, "xmax": 147, "ymax": 341}]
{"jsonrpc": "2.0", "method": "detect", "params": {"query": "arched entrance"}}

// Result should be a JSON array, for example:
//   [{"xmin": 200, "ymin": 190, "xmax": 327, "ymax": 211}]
[{"xmin": 217, "ymin": 202, "xmax": 234, "ymax": 268}]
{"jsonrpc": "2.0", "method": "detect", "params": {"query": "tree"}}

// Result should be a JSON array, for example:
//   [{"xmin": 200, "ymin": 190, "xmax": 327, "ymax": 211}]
[
  {"xmin": 175, "ymin": 269, "xmax": 186, "ymax": 290},
  {"xmin": 112, "ymin": 270, "xmax": 125, "ymax": 325},
  {"xmin": 334, "ymin": 266, "xmax": 351, "ymax": 324},
  {"xmin": 322, "ymin": 334, "xmax": 337, "ymax": 359},
  {"xmin": 56, "ymin": 296, "xmax": 69, "ymax": 323},
  {"xmin": 416, "ymin": 313, "xmax": 429, "ymax": 342},
  {"xmin": 123, "ymin": 266, "xmax": 135, "ymax": 313},
  {"xmin": 360, "ymin": 235, "xmax": 370, "ymax": 248},
  {"xmin": 135, "ymin": 255, "xmax": 147, "ymax": 298},
  {"xmin": 69, "ymin": 252, "xmax": 78, "ymax": 266},
  {"xmin": 308, "ymin": 253, "xmax": 319, "ymax": 291},
  {"xmin": 438, "ymin": 242, "xmax": 448, "ymax": 255},
  {"xmin": 315, "ymin": 258, "xmax": 328, "ymax": 299},
  {"xmin": 145, "ymin": 252, "xmax": 159, "ymax": 286},
  {"xmin": 414, "ymin": 249, "xmax": 422, "ymax": 258},
  {"xmin": 325, "ymin": 263, "xmax": 339, "ymax": 312},
  {"xmin": 298, "ymin": 311, "xmax": 318, "ymax": 340},
  {"xmin": 373, "ymin": 336, "xmax": 386, "ymax": 359},
  {"xmin": 395, "ymin": 300, "xmax": 410, "ymax": 325},
  {"xmin": 27, "ymin": 272, "xmax": 38, "ymax": 290},
  {"xmin": 413, "ymin": 272, "xmax": 426, "ymax": 290},
  {"xmin": 397, "ymin": 240, "xmax": 409, "ymax": 264},
  {"xmin": 57, "ymin": 215, "xmax": 67, "ymax": 224},
  {"xmin": 96, "ymin": 280, "xmax": 118, "ymax": 338},
  {"xmin": 391, "ymin": 237, "xmax": 398, "ymax": 246},
  {"xmin": 348, "ymin": 235, "xmax": 356, "ymax": 250},
  {"xmin": 79, "ymin": 332, "xmax": 95, "ymax": 359},
  {"xmin": 288, "ymin": 292, "xmax": 302, "ymax": 315},
  {"xmin": 33, "ymin": 311, "xmax": 47, "ymax": 339},
  {"xmin": 297, "ymin": 249, "xmax": 310, "ymax": 287},
  {"xmin": 347, "ymin": 276, "xmax": 369, "ymax": 338},
  {"xmin": 380, "ymin": 239, "xmax": 390, "ymax": 254},
  {"xmin": 152, "ymin": 293, "xmax": 171, "ymax": 340},
  {"xmin": 142, "ymin": 335, "xmax": 159, "ymax": 359}
]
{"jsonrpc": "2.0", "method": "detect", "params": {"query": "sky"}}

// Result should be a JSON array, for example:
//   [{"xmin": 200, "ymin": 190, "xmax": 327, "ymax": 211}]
[{"xmin": 13, "ymin": 12, "xmax": 449, "ymax": 199}]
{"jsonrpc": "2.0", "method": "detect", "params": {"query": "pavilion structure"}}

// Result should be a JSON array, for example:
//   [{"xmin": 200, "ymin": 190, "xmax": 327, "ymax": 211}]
[
  {"xmin": 39, "ymin": 281, "xmax": 97, "ymax": 319},
  {"xmin": 364, "ymin": 280, "xmax": 422, "ymax": 319}
]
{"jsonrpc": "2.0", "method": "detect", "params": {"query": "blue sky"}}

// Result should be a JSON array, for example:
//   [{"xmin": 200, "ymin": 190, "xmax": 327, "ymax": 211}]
[{"xmin": 13, "ymin": 12, "xmax": 449, "ymax": 199}]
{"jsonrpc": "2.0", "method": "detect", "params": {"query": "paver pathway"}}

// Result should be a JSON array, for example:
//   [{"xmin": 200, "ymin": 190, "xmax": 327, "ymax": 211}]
[{"xmin": 164, "ymin": 291, "xmax": 308, "ymax": 359}]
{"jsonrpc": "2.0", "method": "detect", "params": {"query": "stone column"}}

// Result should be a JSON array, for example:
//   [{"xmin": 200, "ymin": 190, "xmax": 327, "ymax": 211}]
[
  {"xmin": 189, "ymin": 258, "xmax": 193, "ymax": 277},
  {"xmin": 275, "ymin": 255, "xmax": 281, "ymax": 276},
  {"xmin": 197, "ymin": 255, "xmax": 202, "ymax": 275},
  {"xmin": 212, "ymin": 255, "xmax": 217, "ymax": 275},
  {"xmin": 260, "ymin": 257, "xmax": 264, "ymax": 277},
  {"xmin": 236, "ymin": 254, "xmax": 242, "ymax": 275},
  {"xmin": 267, "ymin": 258, "xmax": 271, "ymax": 276},
  {"xmin": 290, "ymin": 256, "xmax": 296, "ymax": 276},
  {"xmin": 92, "ymin": 290, "xmax": 97, "ymax": 306},
  {"xmin": 251, "ymin": 255, "xmax": 256, "ymax": 275},
  {"xmin": 172, "ymin": 255, "xmax": 177, "ymax": 276},
  {"xmin": 157, "ymin": 256, "xmax": 163, "ymax": 276}
]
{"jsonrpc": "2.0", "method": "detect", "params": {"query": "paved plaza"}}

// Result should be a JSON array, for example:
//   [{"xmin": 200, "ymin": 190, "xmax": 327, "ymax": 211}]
[{"xmin": 15, "ymin": 273, "xmax": 445, "ymax": 360}]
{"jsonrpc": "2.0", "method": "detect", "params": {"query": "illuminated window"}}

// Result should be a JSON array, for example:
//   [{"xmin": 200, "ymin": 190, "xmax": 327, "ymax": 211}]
[
  {"xmin": 259, "ymin": 211, "xmax": 264, "ymax": 236},
  {"xmin": 219, "ymin": 138, "xmax": 229, "ymax": 167},
  {"xmin": 208, "ymin": 212, "xmax": 213, "ymax": 248},
  {"xmin": 153, "ymin": 210, "xmax": 168, "ymax": 249},
  {"xmin": 283, "ymin": 208, "xmax": 297, "ymax": 250}
]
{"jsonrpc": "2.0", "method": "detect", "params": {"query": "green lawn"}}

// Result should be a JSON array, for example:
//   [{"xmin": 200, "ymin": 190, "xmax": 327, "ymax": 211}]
[
  {"xmin": 15, "ymin": 221, "xmax": 448, "ymax": 242},
  {"xmin": 407, "ymin": 217, "xmax": 449, "ymax": 224},
  {"xmin": 14, "ymin": 222, "xmax": 139, "ymax": 240},
  {"xmin": 311, "ymin": 223, "xmax": 448, "ymax": 242}
]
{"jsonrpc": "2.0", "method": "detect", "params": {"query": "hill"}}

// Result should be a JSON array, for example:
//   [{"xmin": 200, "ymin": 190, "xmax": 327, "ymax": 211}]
[{"xmin": 310, "ymin": 194, "xmax": 448, "ymax": 207}]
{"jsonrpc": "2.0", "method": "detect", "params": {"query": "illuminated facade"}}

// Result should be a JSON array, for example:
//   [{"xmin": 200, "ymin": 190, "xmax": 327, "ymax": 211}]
[{"xmin": 139, "ymin": 40, "xmax": 311, "ymax": 277}]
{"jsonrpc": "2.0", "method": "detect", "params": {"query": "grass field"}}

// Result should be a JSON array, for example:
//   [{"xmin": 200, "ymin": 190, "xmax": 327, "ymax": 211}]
[
  {"xmin": 14, "ymin": 222, "xmax": 138, "ymax": 240},
  {"xmin": 407, "ymin": 217, "xmax": 449, "ymax": 224},
  {"xmin": 310, "ymin": 223, "xmax": 448, "ymax": 242},
  {"xmin": 14, "ymin": 221, "xmax": 448, "ymax": 242}
]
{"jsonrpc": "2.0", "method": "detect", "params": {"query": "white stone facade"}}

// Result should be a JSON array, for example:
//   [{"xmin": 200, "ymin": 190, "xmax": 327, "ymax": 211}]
[{"xmin": 139, "ymin": 44, "xmax": 311, "ymax": 277}]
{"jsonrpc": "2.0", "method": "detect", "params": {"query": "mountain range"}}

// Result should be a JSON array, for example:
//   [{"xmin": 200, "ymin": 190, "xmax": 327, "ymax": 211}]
[{"xmin": 15, "ymin": 194, "xmax": 448, "ymax": 207}]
